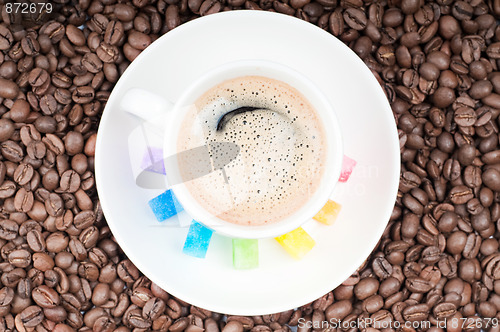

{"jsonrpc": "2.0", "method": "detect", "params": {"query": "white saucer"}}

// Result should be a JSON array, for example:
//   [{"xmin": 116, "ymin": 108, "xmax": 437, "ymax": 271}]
[{"xmin": 96, "ymin": 11, "xmax": 400, "ymax": 315}]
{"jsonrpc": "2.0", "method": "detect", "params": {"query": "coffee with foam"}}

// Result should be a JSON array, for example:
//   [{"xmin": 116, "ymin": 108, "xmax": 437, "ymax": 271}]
[{"xmin": 177, "ymin": 76, "xmax": 327, "ymax": 226}]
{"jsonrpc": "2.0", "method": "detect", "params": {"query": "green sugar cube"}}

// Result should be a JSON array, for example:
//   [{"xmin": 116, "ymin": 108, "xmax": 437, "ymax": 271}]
[{"xmin": 232, "ymin": 239, "xmax": 259, "ymax": 269}]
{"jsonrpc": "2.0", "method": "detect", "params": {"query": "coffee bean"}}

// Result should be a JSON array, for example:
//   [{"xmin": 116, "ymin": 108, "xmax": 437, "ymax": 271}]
[
  {"xmin": 457, "ymin": 145, "xmax": 476, "ymax": 166},
  {"xmin": 1, "ymin": 141, "xmax": 24, "ymax": 163},
  {"xmin": 188, "ymin": 0, "xmax": 203, "ymax": 13},
  {"xmin": 344, "ymin": 8, "xmax": 367, "ymax": 30},
  {"xmin": 432, "ymin": 87, "xmax": 455, "ymax": 108},
  {"xmin": 114, "ymin": 3, "xmax": 137, "ymax": 21},
  {"xmin": 370, "ymin": 310, "xmax": 393, "ymax": 329},
  {"xmin": 449, "ymin": 185, "xmax": 473, "ymax": 204},
  {"xmin": 96, "ymin": 43, "xmax": 119, "ymax": 63},
  {"xmin": 0, "ymin": 78, "xmax": 19, "ymax": 99},
  {"xmin": 102, "ymin": 21, "xmax": 124, "ymax": 46},
  {"xmin": 80, "ymin": 53, "xmax": 102, "ymax": 75},
  {"xmin": 43, "ymin": 306, "xmax": 67, "ymax": 323},
  {"xmin": 372, "ymin": 257, "xmax": 392, "ymax": 279},
  {"xmin": 0, "ymin": 219, "xmax": 19, "ymax": 240},
  {"xmin": 418, "ymin": 62, "xmax": 439, "ymax": 81},
  {"xmin": 89, "ymin": 283, "xmax": 110, "ymax": 307},
  {"xmin": 405, "ymin": 277, "xmax": 433, "ymax": 293},
  {"xmin": 353, "ymin": 277, "xmax": 379, "ymax": 300},
  {"xmin": 462, "ymin": 234, "xmax": 481, "ymax": 258},
  {"xmin": 382, "ymin": 8, "xmax": 403, "ymax": 28},
  {"xmin": 27, "ymin": 68, "xmax": 48, "ymax": 89},
  {"xmin": 454, "ymin": 107, "xmax": 476, "ymax": 127},
  {"xmin": 433, "ymin": 302, "xmax": 456, "ymax": 319},
  {"xmin": 0, "ymin": 119, "xmax": 15, "ymax": 143},
  {"xmin": 478, "ymin": 301, "xmax": 497, "ymax": 318},
  {"xmin": 19, "ymin": 305, "xmax": 44, "ymax": 327},
  {"xmin": 480, "ymin": 238, "xmax": 499, "ymax": 256},
  {"xmin": 128, "ymin": 308, "xmax": 152, "ymax": 328},
  {"xmin": 325, "ymin": 300, "xmax": 352, "ymax": 321},
  {"xmin": 65, "ymin": 25, "xmax": 86, "ymax": 47},
  {"xmin": 0, "ymin": 24, "xmax": 14, "ymax": 50},
  {"xmin": 117, "ymin": 260, "xmax": 139, "ymax": 283},
  {"xmin": 128, "ymin": 30, "xmax": 152, "ymax": 51},
  {"xmin": 67, "ymin": 237, "xmax": 85, "ymax": 262},
  {"xmin": 0, "ymin": 180, "xmax": 16, "ymax": 200},
  {"xmin": 402, "ymin": 193, "xmax": 424, "ymax": 214},
  {"xmin": 486, "ymin": 42, "xmax": 500, "ymax": 59},
  {"xmin": 79, "ymin": 226, "xmax": 99, "ymax": 249},
  {"xmin": 402, "ymin": 303, "xmax": 429, "ymax": 321},
  {"xmin": 8, "ymin": 249, "xmax": 31, "ymax": 268},
  {"xmin": 43, "ymin": 134, "xmax": 65, "ymax": 155},
  {"xmin": 32, "ymin": 285, "xmax": 60, "ymax": 308},
  {"xmin": 484, "ymin": 254, "xmax": 500, "ymax": 279},
  {"xmin": 45, "ymin": 193, "xmax": 64, "ymax": 217},
  {"xmin": 72, "ymin": 86, "xmax": 95, "ymax": 104},
  {"xmin": 14, "ymin": 188, "xmax": 34, "ymax": 213},
  {"xmin": 0, "ymin": 287, "xmax": 14, "ymax": 308},
  {"xmin": 443, "ymin": 158, "xmax": 460, "ymax": 181},
  {"xmin": 328, "ymin": 9, "xmax": 344, "ymax": 36},
  {"xmin": 223, "ymin": 320, "xmax": 244, "ymax": 332},
  {"xmin": 33, "ymin": 253, "xmax": 55, "ymax": 272},
  {"xmin": 46, "ymin": 232, "xmax": 69, "ymax": 253},
  {"xmin": 378, "ymin": 279, "xmax": 400, "ymax": 300},
  {"xmin": 482, "ymin": 168, "xmax": 500, "ymax": 191},
  {"xmin": 199, "ymin": 0, "xmax": 221, "ymax": 15},
  {"xmin": 422, "ymin": 246, "xmax": 442, "ymax": 265},
  {"xmin": 463, "ymin": 166, "xmax": 481, "ymax": 189}
]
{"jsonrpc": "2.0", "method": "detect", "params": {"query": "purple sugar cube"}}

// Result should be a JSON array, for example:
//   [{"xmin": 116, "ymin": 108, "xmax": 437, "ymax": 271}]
[{"xmin": 141, "ymin": 146, "xmax": 166, "ymax": 174}]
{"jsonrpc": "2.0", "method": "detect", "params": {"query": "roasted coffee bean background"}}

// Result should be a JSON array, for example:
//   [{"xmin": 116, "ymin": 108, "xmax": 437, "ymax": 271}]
[{"xmin": 0, "ymin": 0, "xmax": 500, "ymax": 331}]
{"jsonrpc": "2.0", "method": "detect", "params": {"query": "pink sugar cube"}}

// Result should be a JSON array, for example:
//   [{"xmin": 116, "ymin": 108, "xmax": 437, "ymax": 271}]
[{"xmin": 339, "ymin": 155, "xmax": 357, "ymax": 182}]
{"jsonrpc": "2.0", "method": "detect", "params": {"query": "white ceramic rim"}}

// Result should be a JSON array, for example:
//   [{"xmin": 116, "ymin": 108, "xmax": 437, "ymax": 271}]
[{"xmin": 164, "ymin": 60, "xmax": 343, "ymax": 239}]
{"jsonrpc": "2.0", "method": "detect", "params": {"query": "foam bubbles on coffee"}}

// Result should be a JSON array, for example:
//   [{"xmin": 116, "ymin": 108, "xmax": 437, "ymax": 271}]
[{"xmin": 177, "ymin": 76, "xmax": 326, "ymax": 226}]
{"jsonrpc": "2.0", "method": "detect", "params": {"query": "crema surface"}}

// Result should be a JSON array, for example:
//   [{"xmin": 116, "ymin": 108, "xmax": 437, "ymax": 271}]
[{"xmin": 177, "ymin": 76, "xmax": 327, "ymax": 226}]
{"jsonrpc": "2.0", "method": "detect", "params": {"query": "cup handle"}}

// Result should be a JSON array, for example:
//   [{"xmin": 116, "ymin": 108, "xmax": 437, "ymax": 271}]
[
  {"xmin": 120, "ymin": 88, "xmax": 174, "ymax": 130},
  {"xmin": 123, "ymin": 88, "xmax": 174, "ymax": 190}
]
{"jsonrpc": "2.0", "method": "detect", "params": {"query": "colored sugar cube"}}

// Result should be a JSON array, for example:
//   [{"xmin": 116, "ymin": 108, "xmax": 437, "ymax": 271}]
[
  {"xmin": 232, "ymin": 239, "xmax": 259, "ymax": 269},
  {"xmin": 183, "ymin": 220, "xmax": 214, "ymax": 258},
  {"xmin": 313, "ymin": 200, "xmax": 342, "ymax": 225},
  {"xmin": 339, "ymin": 155, "xmax": 357, "ymax": 182},
  {"xmin": 275, "ymin": 227, "xmax": 315, "ymax": 260},
  {"xmin": 141, "ymin": 146, "xmax": 166, "ymax": 174},
  {"xmin": 148, "ymin": 189, "xmax": 183, "ymax": 221}
]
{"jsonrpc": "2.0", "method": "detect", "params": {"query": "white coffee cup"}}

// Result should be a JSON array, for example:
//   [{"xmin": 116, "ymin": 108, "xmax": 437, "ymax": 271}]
[{"xmin": 122, "ymin": 60, "xmax": 343, "ymax": 239}]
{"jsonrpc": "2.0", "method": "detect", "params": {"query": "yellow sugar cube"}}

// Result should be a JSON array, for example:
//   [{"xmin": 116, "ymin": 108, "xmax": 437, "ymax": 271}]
[
  {"xmin": 275, "ymin": 227, "xmax": 315, "ymax": 260},
  {"xmin": 313, "ymin": 200, "xmax": 342, "ymax": 225}
]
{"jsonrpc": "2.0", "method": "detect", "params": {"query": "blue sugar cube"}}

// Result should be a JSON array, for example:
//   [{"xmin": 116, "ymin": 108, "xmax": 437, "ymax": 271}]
[
  {"xmin": 183, "ymin": 220, "xmax": 214, "ymax": 258},
  {"xmin": 232, "ymin": 239, "xmax": 259, "ymax": 269},
  {"xmin": 148, "ymin": 189, "xmax": 183, "ymax": 221}
]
